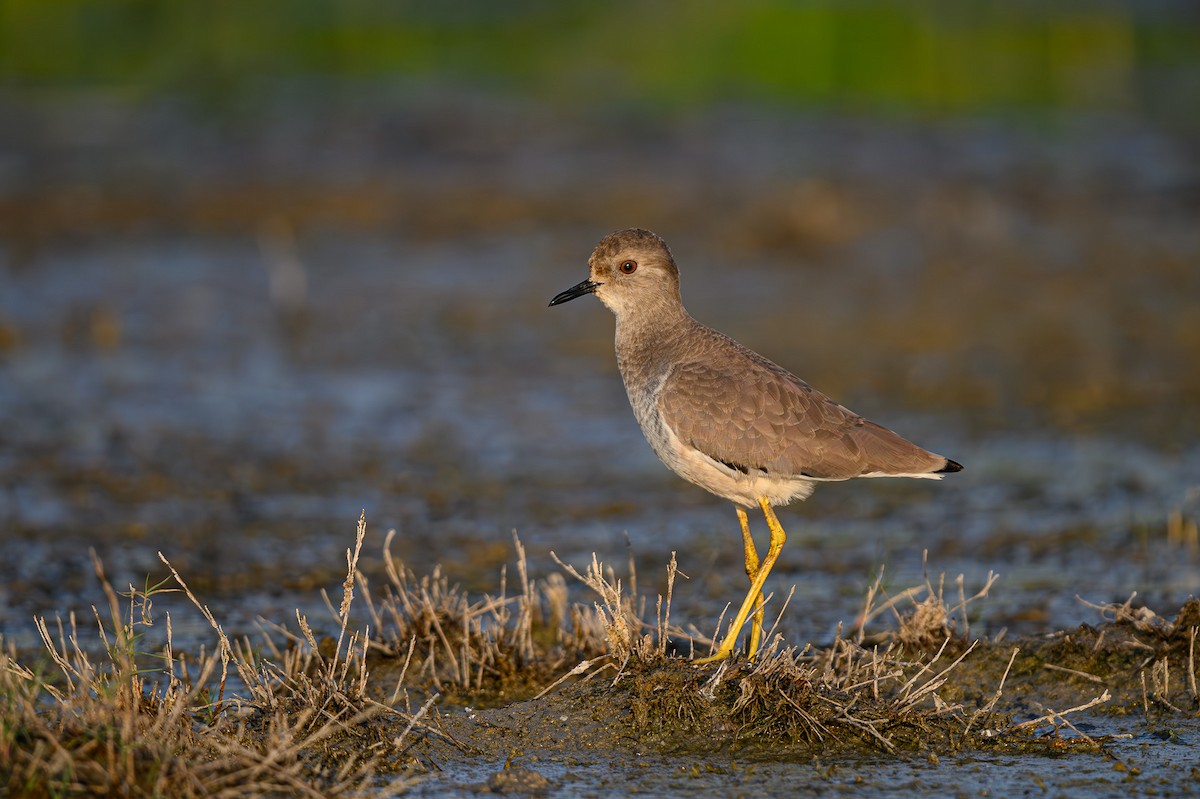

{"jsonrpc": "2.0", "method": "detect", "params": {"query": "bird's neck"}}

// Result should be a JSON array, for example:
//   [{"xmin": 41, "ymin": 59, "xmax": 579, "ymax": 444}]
[{"xmin": 614, "ymin": 302, "xmax": 694, "ymax": 391}]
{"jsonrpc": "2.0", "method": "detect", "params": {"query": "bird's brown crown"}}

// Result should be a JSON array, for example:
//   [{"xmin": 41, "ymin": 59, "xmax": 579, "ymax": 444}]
[{"xmin": 590, "ymin": 228, "xmax": 672, "ymax": 263}]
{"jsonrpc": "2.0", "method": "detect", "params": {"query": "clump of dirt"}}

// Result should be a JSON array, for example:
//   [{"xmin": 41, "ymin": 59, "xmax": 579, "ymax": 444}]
[
  {"xmin": 872, "ymin": 596, "xmax": 1200, "ymax": 722},
  {"xmin": 612, "ymin": 652, "xmax": 975, "ymax": 753},
  {"xmin": 1012, "ymin": 597, "xmax": 1200, "ymax": 713}
]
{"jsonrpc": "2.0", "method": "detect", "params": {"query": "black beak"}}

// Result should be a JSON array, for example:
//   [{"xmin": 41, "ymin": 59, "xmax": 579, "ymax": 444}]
[{"xmin": 548, "ymin": 278, "xmax": 600, "ymax": 307}]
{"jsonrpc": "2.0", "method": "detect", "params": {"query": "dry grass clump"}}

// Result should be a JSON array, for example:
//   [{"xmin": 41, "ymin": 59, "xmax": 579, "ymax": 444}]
[
  {"xmin": 547, "ymin": 550, "xmax": 1128, "ymax": 756},
  {"xmin": 550, "ymin": 549, "xmax": 686, "ymax": 665},
  {"xmin": 542, "ymin": 548, "xmax": 989, "ymax": 752},
  {"xmin": 0, "ymin": 513, "xmax": 428, "ymax": 798},
  {"xmin": 853, "ymin": 559, "xmax": 1000, "ymax": 649},
  {"xmin": 361, "ymin": 532, "xmax": 613, "ymax": 699},
  {"xmin": 1066, "ymin": 594, "xmax": 1200, "ymax": 715}
]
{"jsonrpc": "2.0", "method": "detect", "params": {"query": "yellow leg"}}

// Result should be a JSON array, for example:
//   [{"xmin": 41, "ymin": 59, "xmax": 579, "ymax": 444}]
[
  {"xmin": 696, "ymin": 497, "xmax": 787, "ymax": 664},
  {"xmin": 737, "ymin": 507, "xmax": 765, "ymax": 659}
]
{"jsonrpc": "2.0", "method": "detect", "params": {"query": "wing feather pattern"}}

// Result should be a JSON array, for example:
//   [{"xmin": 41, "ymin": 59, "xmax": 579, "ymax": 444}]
[{"xmin": 657, "ymin": 340, "xmax": 947, "ymax": 480}]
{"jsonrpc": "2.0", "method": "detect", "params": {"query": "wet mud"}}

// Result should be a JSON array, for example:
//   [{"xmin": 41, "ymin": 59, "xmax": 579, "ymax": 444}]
[{"xmin": 377, "ymin": 587, "xmax": 1200, "ymax": 798}]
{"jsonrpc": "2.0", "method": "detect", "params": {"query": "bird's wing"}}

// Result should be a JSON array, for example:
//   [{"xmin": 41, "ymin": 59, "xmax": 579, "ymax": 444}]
[{"xmin": 657, "ymin": 355, "xmax": 943, "ymax": 480}]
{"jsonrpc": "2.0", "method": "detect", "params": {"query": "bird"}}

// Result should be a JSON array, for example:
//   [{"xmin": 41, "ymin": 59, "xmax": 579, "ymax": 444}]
[{"xmin": 549, "ymin": 228, "xmax": 962, "ymax": 663}]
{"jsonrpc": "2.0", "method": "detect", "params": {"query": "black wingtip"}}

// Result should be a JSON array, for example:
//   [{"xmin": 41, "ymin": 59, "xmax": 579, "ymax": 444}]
[{"xmin": 936, "ymin": 458, "xmax": 964, "ymax": 474}]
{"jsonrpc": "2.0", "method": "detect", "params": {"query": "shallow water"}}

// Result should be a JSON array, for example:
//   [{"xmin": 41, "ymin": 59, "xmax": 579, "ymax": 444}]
[
  {"xmin": 1, "ymin": 92, "xmax": 1198, "ymax": 795},
  {"xmin": 408, "ymin": 715, "xmax": 1200, "ymax": 799}
]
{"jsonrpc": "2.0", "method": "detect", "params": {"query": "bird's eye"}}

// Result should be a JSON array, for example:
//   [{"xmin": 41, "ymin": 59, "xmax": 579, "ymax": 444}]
[{"xmin": 619, "ymin": 260, "xmax": 637, "ymax": 274}]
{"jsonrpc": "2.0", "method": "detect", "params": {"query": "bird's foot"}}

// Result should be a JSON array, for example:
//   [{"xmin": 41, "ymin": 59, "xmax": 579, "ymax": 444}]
[
  {"xmin": 693, "ymin": 645, "xmax": 737, "ymax": 665},
  {"xmin": 694, "ymin": 625, "xmax": 760, "ymax": 665}
]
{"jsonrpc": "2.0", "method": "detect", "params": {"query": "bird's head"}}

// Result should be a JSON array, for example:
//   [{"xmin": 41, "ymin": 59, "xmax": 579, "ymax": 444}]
[{"xmin": 549, "ymin": 228, "xmax": 682, "ymax": 317}]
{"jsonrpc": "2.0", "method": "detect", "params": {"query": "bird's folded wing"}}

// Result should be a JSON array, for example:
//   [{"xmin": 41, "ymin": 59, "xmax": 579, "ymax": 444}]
[{"xmin": 657, "ymin": 359, "xmax": 941, "ymax": 480}]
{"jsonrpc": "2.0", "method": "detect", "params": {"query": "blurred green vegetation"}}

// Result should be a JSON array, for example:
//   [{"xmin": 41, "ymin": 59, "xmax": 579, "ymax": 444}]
[{"xmin": 2, "ymin": 0, "xmax": 1198, "ymax": 125}]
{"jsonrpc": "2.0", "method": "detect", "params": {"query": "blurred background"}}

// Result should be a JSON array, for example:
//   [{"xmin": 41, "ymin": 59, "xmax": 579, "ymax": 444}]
[{"xmin": 1, "ymin": 1, "xmax": 1198, "ymax": 646}]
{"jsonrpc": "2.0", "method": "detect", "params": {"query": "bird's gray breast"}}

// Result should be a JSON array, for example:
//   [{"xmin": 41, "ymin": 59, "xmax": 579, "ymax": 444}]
[{"xmin": 615, "ymin": 336, "xmax": 677, "ymax": 457}]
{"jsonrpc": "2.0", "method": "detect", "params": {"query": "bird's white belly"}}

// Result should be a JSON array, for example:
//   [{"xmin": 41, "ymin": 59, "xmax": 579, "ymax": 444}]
[{"xmin": 656, "ymin": 422, "xmax": 816, "ymax": 507}]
